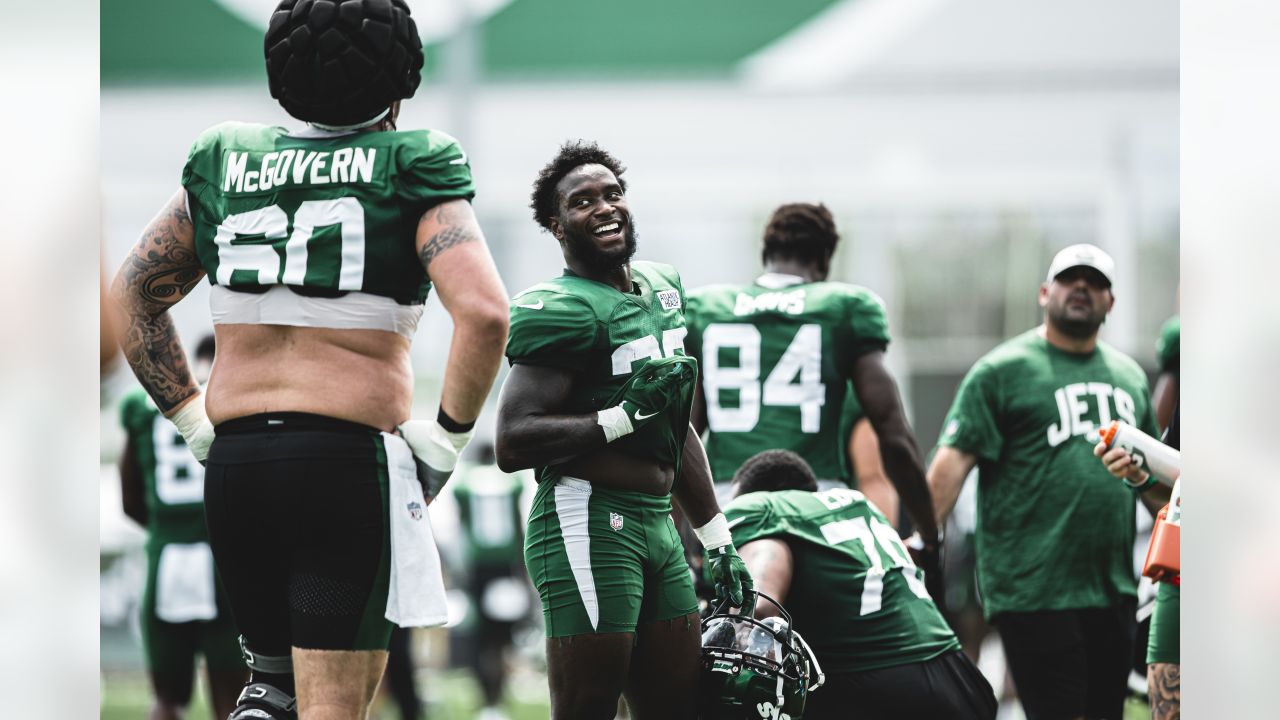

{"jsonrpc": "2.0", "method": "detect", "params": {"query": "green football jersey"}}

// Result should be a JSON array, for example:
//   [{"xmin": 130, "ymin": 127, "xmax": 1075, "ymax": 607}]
[
  {"xmin": 726, "ymin": 488, "xmax": 960, "ymax": 673},
  {"xmin": 685, "ymin": 274, "xmax": 889, "ymax": 483},
  {"xmin": 938, "ymin": 329, "xmax": 1159, "ymax": 618},
  {"xmin": 182, "ymin": 122, "xmax": 474, "ymax": 303},
  {"xmin": 1156, "ymin": 315, "xmax": 1180, "ymax": 378},
  {"xmin": 506, "ymin": 261, "xmax": 694, "ymax": 484},
  {"xmin": 452, "ymin": 463, "xmax": 527, "ymax": 567},
  {"xmin": 119, "ymin": 389, "xmax": 210, "ymax": 553}
]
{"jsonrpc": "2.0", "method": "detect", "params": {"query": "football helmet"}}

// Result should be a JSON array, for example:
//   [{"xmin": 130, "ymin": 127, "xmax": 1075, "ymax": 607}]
[{"xmin": 699, "ymin": 591, "xmax": 824, "ymax": 720}]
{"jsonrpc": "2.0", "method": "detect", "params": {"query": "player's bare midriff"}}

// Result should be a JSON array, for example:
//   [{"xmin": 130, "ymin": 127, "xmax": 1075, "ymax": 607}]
[
  {"xmin": 205, "ymin": 323, "xmax": 413, "ymax": 432},
  {"xmin": 559, "ymin": 446, "xmax": 675, "ymax": 496}
]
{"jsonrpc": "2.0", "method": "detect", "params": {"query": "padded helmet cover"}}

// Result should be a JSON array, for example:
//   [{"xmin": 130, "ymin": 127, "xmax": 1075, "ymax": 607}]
[{"xmin": 265, "ymin": 0, "xmax": 424, "ymax": 125}]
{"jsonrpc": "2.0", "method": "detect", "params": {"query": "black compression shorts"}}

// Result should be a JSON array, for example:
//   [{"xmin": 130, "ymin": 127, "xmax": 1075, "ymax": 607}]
[
  {"xmin": 804, "ymin": 650, "xmax": 997, "ymax": 720},
  {"xmin": 204, "ymin": 413, "xmax": 395, "ymax": 653}
]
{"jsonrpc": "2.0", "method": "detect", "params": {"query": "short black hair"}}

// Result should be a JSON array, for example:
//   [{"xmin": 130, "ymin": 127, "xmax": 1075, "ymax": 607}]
[
  {"xmin": 732, "ymin": 450, "xmax": 819, "ymax": 496},
  {"xmin": 530, "ymin": 140, "xmax": 628, "ymax": 232},
  {"xmin": 195, "ymin": 334, "xmax": 216, "ymax": 362},
  {"xmin": 760, "ymin": 203, "xmax": 839, "ymax": 267}
]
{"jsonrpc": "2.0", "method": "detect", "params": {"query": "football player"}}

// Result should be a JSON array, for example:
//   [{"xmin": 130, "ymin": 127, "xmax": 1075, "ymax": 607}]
[
  {"xmin": 724, "ymin": 449, "xmax": 996, "ymax": 719},
  {"xmin": 109, "ymin": 1, "xmax": 509, "ymax": 718},
  {"xmin": 451, "ymin": 443, "xmax": 532, "ymax": 720},
  {"xmin": 495, "ymin": 141, "xmax": 752, "ymax": 719},
  {"xmin": 119, "ymin": 335, "xmax": 246, "ymax": 720},
  {"xmin": 684, "ymin": 203, "xmax": 939, "ymax": 591}
]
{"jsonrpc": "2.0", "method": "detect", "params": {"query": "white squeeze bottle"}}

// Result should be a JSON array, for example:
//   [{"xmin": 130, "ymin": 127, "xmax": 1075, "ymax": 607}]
[{"xmin": 1095, "ymin": 421, "xmax": 1181, "ymax": 488}]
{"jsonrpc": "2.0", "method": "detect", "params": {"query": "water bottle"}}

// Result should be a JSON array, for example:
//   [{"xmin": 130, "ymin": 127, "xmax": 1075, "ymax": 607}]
[{"xmin": 1095, "ymin": 421, "xmax": 1181, "ymax": 488}]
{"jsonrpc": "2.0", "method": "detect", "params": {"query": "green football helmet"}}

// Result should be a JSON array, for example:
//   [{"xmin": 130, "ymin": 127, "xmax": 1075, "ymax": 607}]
[{"xmin": 699, "ymin": 591, "xmax": 824, "ymax": 720}]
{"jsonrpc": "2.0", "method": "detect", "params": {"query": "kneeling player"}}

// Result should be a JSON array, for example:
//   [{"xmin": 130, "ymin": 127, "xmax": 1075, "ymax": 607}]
[{"xmin": 723, "ymin": 450, "xmax": 997, "ymax": 720}]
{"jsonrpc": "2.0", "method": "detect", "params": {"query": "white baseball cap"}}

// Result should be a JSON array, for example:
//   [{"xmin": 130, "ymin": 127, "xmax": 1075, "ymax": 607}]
[{"xmin": 1045, "ymin": 244, "xmax": 1115, "ymax": 287}]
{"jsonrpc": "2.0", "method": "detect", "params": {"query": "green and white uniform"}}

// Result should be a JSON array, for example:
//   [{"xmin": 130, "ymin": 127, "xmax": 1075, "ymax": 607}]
[
  {"xmin": 685, "ymin": 274, "xmax": 890, "ymax": 485},
  {"xmin": 453, "ymin": 464, "xmax": 527, "ymax": 570},
  {"xmin": 726, "ymin": 487, "xmax": 960, "ymax": 673},
  {"xmin": 507, "ymin": 262, "xmax": 700, "ymax": 636},
  {"xmin": 119, "ymin": 390, "xmax": 243, "ymax": 674},
  {"xmin": 938, "ymin": 329, "xmax": 1159, "ymax": 619},
  {"xmin": 180, "ymin": 122, "xmax": 473, "ymax": 648},
  {"xmin": 181, "ymin": 121, "xmax": 474, "ymax": 333}
]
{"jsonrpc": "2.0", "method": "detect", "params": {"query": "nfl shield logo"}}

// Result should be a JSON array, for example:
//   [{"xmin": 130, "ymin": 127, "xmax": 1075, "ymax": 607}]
[
  {"xmin": 610, "ymin": 512, "xmax": 624, "ymax": 531},
  {"xmin": 407, "ymin": 501, "xmax": 423, "ymax": 521}
]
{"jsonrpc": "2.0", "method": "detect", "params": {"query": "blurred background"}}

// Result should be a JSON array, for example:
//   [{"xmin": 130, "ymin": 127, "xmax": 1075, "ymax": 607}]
[{"xmin": 100, "ymin": 0, "xmax": 1178, "ymax": 717}]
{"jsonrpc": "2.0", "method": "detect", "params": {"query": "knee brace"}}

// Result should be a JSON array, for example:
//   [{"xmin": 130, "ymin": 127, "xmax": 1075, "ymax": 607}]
[
  {"xmin": 231, "ymin": 637, "xmax": 297, "ymax": 720},
  {"xmin": 229, "ymin": 683, "xmax": 297, "ymax": 720}
]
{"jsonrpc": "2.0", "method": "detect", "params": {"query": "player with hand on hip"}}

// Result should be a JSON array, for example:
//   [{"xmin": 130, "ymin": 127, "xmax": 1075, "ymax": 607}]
[
  {"xmin": 109, "ymin": 2, "xmax": 508, "ymax": 717},
  {"xmin": 496, "ymin": 141, "xmax": 750, "ymax": 719}
]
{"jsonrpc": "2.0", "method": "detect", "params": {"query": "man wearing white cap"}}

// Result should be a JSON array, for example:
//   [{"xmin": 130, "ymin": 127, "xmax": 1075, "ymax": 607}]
[{"xmin": 926, "ymin": 244, "xmax": 1165, "ymax": 720}]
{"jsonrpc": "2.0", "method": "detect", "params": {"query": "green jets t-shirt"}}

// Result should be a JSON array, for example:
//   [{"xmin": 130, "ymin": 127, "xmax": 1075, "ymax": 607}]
[
  {"xmin": 505, "ymin": 261, "xmax": 694, "ymax": 484},
  {"xmin": 119, "ymin": 389, "xmax": 210, "ymax": 555},
  {"xmin": 1156, "ymin": 315, "xmax": 1180, "ymax": 379},
  {"xmin": 938, "ymin": 329, "xmax": 1159, "ymax": 618},
  {"xmin": 685, "ymin": 275, "xmax": 890, "ymax": 483},
  {"xmin": 182, "ymin": 121, "xmax": 474, "ymax": 303},
  {"xmin": 726, "ymin": 488, "xmax": 960, "ymax": 673},
  {"xmin": 452, "ymin": 463, "xmax": 527, "ymax": 568}
]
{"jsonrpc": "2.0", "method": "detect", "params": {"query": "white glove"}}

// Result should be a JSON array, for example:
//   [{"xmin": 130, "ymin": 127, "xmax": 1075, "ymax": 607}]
[
  {"xmin": 398, "ymin": 419, "xmax": 473, "ymax": 502},
  {"xmin": 169, "ymin": 392, "xmax": 215, "ymax": 464}
]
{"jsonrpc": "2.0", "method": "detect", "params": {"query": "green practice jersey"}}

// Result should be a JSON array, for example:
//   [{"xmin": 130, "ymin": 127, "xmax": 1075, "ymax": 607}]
[
  {"xmin": 452, "ymin": 463, "xmax": 527, "ymax": 567},
  {"xmin": 506, "ymin": 261, "xmax": 694, "ymax": 484},
  {"xmin": 1156, "ymin": 315, "xmax": 1180, "ymax": 378},
  {"xmin": 685, "ymin": 274, "xmax": 889, "ymax": 483},
  {"xmin": 119, "ymin": 389, "xmax": 209, "ymax": 552},
  {"xmin": 182, "ymin": 122, "xmax": 474, "ymax": 304},
  {"xmin": 938, "ymin": 329, "xmax": 1159, "ymax": 618},
  {"xmin": 726, "ymin": 488, "xmax": 960, "ymax": 673}
]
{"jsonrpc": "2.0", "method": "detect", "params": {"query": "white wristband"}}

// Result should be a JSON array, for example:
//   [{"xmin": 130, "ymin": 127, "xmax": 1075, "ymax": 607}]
[
  {"xmin": 596, "ymin": 404, "xmax": 635, "ymax": 443},
  {"xmin": 693, "ymin": 512, "xmax": 733, "ymax": 551}
]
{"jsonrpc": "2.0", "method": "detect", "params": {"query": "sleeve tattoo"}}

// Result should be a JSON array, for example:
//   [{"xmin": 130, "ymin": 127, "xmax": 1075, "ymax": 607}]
[
  {"xmin": 111, "ymin": 197, "xmax": 204, "ymax": 413},
  {"xmin": 418, "ymin": 201, "xmax": 481, "ymax": 270}
]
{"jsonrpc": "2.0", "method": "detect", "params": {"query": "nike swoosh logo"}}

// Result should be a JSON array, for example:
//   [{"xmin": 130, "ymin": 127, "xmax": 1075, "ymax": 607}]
[
  {"xmin": 448, "ymin": 151, "xmax": 468, "ymax": 165},
  {"xmin": 249, "ymin": 688, "xmax": 267, "ymax": 698},
  {"xmin": 515, "ymin": 300, "xmax": 544, "ymax": 310},
  {"xmin": 727, "ymin": 516, "xmax": 746, "ymax": 529},
  {"xmin": 633, "ymin": 409, "xmax": 658, "ymax": 421}
]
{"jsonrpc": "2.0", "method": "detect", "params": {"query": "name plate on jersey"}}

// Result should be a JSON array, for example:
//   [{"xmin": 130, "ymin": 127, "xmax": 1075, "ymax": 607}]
[
  {"xmin": 657, "ymin": 289, "xmax": 682, "ymax": 310},
  {"xmin": 221, "ymin": 148, "xmax": 385, "ymax": 194}
]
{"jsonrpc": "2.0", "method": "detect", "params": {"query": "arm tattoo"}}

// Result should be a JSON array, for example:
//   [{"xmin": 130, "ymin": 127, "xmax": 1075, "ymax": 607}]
[
  {"xmin": 418, "ymin": 201, "xmax": 480, "ymax": 270},
  {"xmin": 1148, "ymin": 662, "xmax": 1180, "ymax": 720},
  {"xmin": 111, "ymin": 197, "xmax": 204, "ymax": 413}
]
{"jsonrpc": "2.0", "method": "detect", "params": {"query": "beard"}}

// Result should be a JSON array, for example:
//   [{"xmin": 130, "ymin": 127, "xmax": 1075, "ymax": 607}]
[
  {"xmin": 563, "ymin": 218, "xmax": 639, "ymax": 274},
  {"xmin": 1046, "ymin": 298, "xmax": 1106, "ymax": 339}
]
